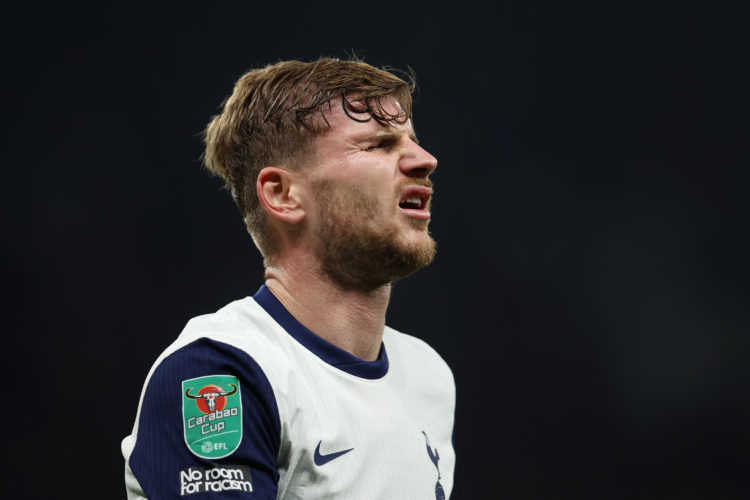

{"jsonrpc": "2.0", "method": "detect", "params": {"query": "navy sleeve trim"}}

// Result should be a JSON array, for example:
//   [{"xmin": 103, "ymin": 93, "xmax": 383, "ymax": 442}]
[
  {"xmin": 253, "ymin": 284, "xmax": 389, "ymax": 379},
  {"xmin": 129, "ymin": 338, "xmax": 280, "ymax": 499}
]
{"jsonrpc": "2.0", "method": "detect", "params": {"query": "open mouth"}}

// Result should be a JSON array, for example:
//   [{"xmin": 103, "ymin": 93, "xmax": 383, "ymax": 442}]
[
  {"xmin": 398, "ymin": 186, "xmax": 432, "ymax": 219},
  {"xmin": 399, "ymin": 195, "xmax": 426, "ymax": 210}
]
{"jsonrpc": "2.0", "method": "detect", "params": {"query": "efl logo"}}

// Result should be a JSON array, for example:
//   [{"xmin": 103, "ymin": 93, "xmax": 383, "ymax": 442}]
[{"xmin": 182, "ymin": 375, "xmax": 242, "ymax": 459}]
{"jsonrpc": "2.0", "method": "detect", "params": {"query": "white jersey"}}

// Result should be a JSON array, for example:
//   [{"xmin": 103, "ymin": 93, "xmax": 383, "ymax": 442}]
[{"xmin": 122, "ymin": 285, "xmax": 455, "ymax": 499}]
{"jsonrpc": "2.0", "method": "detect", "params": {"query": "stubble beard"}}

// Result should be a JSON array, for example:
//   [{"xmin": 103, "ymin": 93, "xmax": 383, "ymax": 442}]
[{"xmin": 313, "ymin": 180, "xmax": 436, "ymax": 292}]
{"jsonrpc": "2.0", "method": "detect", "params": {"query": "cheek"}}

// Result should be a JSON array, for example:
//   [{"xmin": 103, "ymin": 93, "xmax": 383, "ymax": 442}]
[
  {"xmin": 344, "ymin": 174, "xmax": 393, "ymax": 201},
  {"xmin": 316, "ymin": 167, "xmax": 397, "ymax": 216}
]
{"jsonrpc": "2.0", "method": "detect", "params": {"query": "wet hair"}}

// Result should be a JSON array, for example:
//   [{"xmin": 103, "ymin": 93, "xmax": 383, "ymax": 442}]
[{"xmin": 202, "ymin": 57, "xmax": 415, "ymax": 262}]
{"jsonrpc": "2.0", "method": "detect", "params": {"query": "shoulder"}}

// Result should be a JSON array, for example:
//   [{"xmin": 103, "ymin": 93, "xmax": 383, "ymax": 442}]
[
  {"xmin": 159, "ymin": 296, "xmax": 292, "ymax": 374},
  {"xmin": 142, "ymin": 296, "xmax": 309, "ymax": 420},
  {"xmin": 130, "ymin": 296, "xmax": 289, "ymax": 435},
  {"xmin": 124, "ymin": 298, "xmax": 284, "ymax": 498},
  {"xmin": 384, "ymin": 326, "xmax": 455, "ymax": 388},
  {"xmin": 179, "ymin": 296, "xmax": 277, "ymax": 348},
  {"xmin": 386, "ymin": 326, "xmax": 451, "ymax": 366}
]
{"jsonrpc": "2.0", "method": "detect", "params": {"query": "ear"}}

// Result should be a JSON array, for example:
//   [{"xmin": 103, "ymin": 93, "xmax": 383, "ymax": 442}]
[{"xmin": 256, "ymin": 167, "xmax": 306, "ymax": 224}]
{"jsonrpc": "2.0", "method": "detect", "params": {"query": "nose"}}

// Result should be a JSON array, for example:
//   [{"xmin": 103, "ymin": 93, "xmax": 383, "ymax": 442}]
[{"xmin": 399, "ymin": 139, "xmax": 437, "ymax": 179}]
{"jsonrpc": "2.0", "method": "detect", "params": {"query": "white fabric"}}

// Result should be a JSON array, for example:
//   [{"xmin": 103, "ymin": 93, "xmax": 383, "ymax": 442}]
[{"xmin": 124, "ymin": 296, "xmax": 455, "ymax": 499}]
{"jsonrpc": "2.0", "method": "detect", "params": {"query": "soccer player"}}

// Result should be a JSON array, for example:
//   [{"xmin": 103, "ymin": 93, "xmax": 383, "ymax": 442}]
[{"xmin": 122, "ymin": 57, "xmax": 455, "ymax": 499}]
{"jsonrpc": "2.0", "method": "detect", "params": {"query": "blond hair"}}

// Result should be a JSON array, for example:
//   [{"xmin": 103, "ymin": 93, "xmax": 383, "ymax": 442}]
[{"xmin": 203, "ymin": 57, "xmax": 415, "ymax": 261}]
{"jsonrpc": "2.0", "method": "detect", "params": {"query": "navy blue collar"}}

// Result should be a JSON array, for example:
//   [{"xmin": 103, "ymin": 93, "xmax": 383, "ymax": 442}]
[{"xmin": 253, "ymin": 285, "xmax": 389, "ymax": 379}]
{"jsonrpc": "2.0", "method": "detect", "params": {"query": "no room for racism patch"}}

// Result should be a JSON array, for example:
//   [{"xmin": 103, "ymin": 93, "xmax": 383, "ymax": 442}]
[
  {"xmin": 180, "ymin": 465, "xmax": 253, "ymax": 496},
  {"xmin": 182, "ymin": 374, "xmax": 242, "ymax": 458}
]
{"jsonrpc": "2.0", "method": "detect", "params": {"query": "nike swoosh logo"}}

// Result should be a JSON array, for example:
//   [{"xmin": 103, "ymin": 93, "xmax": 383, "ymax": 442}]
[{"xmin": 313, "ymin": 440, "xmax": 354, "ymax": 466}]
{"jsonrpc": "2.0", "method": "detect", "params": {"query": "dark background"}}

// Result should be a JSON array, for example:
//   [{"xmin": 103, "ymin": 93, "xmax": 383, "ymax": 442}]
[{"xmin": 4, "ymin": 1, "xmax": 748, "ymax": 498}]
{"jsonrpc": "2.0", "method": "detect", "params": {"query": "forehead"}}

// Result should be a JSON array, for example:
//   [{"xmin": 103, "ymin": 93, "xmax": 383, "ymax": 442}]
[{"xmin": 317, "ymin": 94, "xmax": 415, "ymax": 140}]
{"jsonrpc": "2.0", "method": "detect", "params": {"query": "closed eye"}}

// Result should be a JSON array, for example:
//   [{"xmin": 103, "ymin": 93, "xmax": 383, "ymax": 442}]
[{"xmin": 364, "ymin": 137, "xmax": 398, "ymax": 151}]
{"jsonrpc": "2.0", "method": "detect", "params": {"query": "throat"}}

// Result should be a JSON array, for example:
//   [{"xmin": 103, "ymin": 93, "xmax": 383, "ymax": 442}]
[{"xmin": 264, "ymin": 276, "xmax": 390, "ymax": 362}]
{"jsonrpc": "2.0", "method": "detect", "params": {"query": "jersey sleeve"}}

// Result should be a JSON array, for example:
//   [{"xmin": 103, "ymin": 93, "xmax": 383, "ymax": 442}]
[{"xmin": 127, "ymin": 337, "xmax": 281, "ymax": 499}]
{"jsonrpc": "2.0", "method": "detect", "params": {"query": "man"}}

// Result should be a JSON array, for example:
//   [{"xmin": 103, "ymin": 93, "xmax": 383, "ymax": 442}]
[{"xmin": 122, "ymin": 57, "xmax": 455, "ymax": 499}]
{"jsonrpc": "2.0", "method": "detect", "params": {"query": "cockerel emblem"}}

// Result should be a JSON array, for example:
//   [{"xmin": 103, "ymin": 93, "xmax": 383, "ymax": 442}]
[{"xmin": 422, "ymin": 431, "xmax": 445, "ymax": 500}]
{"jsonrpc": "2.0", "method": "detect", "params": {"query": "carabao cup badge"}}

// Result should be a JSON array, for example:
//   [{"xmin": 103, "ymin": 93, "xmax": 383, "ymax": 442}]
[{"xmin": 182, "ymin": 375, "xmax": 242, "ymax": 459}]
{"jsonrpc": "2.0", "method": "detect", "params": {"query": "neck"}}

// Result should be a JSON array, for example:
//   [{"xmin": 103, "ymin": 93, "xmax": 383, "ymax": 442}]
[{"xmin": 263, "ymin": 257, "xmax": 391, "ymax": 362}]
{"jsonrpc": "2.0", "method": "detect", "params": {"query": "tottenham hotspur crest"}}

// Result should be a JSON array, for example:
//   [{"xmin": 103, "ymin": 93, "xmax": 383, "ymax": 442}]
[{"xmin": 422, "ymin": 431, "xmax": 445, "ymax": 500}]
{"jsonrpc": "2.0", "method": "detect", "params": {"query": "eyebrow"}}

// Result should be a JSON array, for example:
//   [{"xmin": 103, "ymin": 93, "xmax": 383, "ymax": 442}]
[{"xmin": 355, "ymin": 128, "xmax": 419, "ymax": 145}]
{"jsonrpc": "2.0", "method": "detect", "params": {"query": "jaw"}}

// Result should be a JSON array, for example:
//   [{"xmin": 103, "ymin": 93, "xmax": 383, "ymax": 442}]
[{"xmin": 392, "ymin": 215, "xmax": 435, "ymax": 254}]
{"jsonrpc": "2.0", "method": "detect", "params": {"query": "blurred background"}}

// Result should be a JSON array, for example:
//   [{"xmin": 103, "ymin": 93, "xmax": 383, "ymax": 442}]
[{"xmin": 4, "ymin": 1, "xmax": 748, "ymax": 498}]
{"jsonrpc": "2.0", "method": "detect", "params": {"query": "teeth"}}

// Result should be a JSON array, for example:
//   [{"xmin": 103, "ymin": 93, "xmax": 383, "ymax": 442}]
[{"xmin": 405, "ymin": 196, "xmax": 421, "ymax": 205}]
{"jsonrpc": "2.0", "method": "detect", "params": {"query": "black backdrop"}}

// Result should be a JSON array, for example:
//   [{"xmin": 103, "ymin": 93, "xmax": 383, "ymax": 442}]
[{"xmin": 4, "ymin": 1, "xmax": 748, "ymax": 498}]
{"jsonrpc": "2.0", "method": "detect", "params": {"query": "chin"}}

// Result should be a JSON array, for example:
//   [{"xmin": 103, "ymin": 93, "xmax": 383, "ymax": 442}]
[
  {"xmin": 313, "ymin": 185, "xmax": 436, "ymax": 290},
  {"xmin": 401, "ymin": 225, "xmax": 435, "ymax": 254},
  {"xmin": 318, "ymin": 229, "xmax": 436, "ymax": 292}
]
